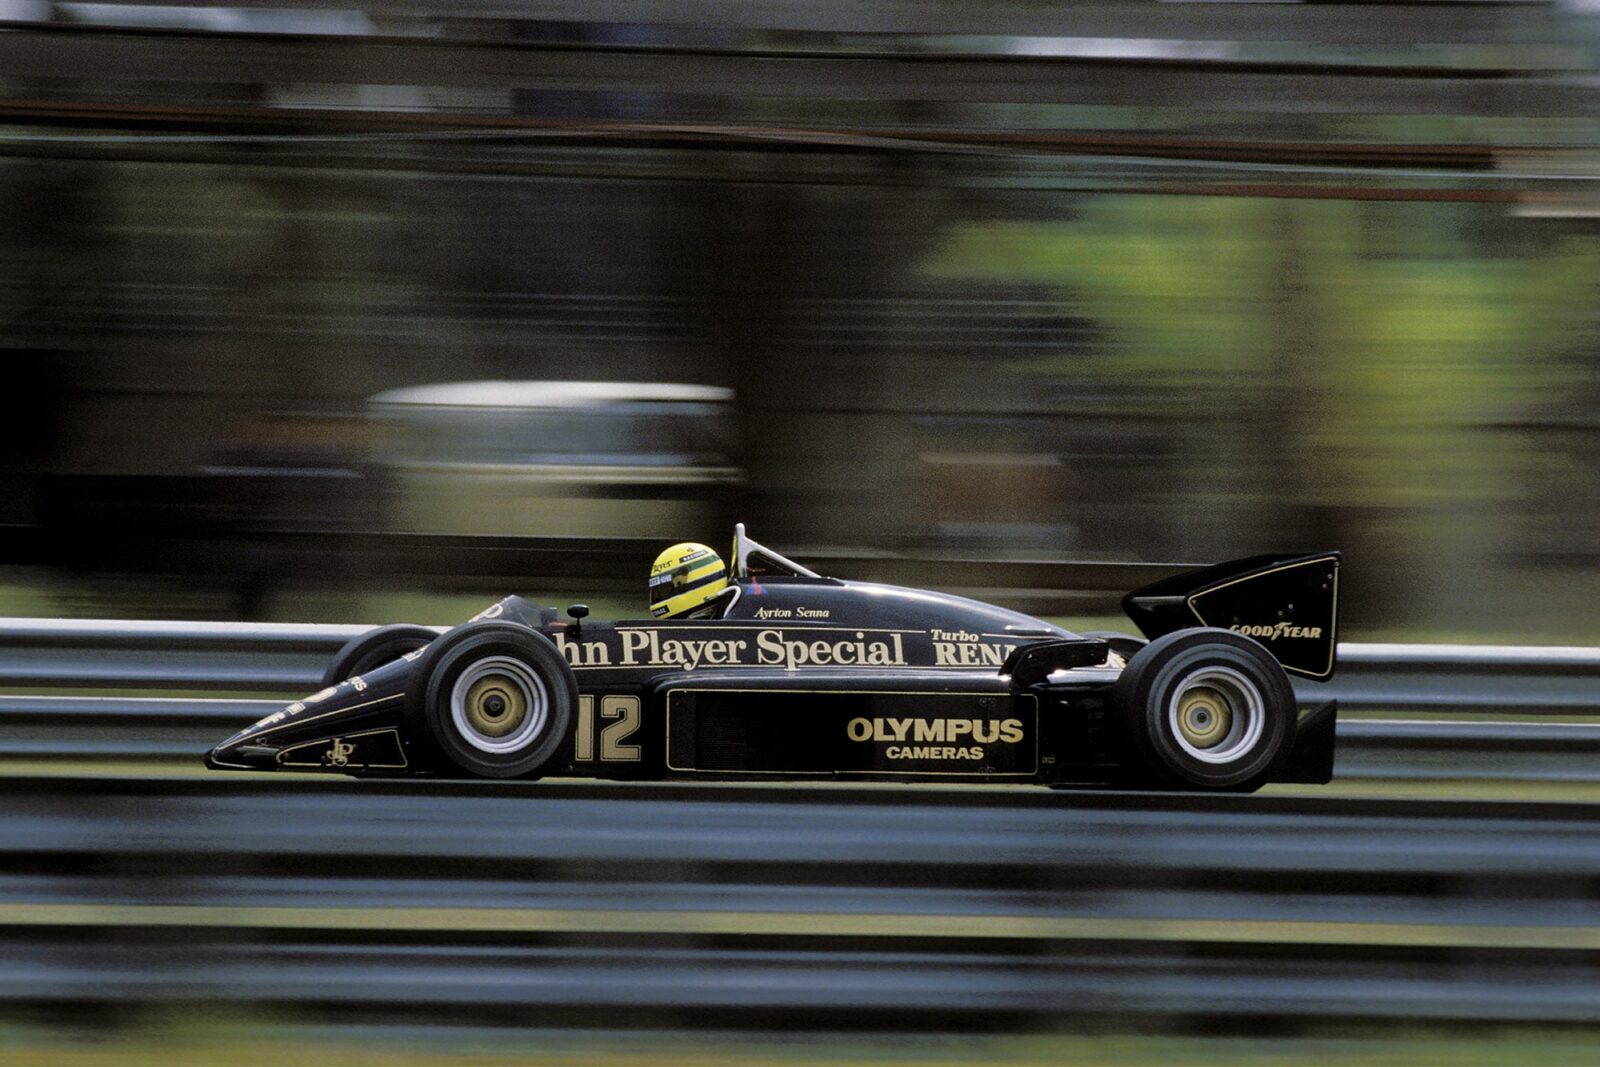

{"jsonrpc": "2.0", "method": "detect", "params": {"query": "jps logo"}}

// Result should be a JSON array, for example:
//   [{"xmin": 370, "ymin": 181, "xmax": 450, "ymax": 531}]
[
  {"xmin": 322, "ymin": 738, "xmax": 357, "ymax": 768},
  {"xmin": 1230, "ymin": 623, "xmax": 1324, "ymax": 640}
]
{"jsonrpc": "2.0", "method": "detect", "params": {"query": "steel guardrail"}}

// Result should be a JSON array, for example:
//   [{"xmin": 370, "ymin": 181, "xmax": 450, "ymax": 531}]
[
  {"xmin": 0, "ymin": 618, "xmax": 1595, "ymax": 713},
  {"xmin": 3, "ymin": 694, "xmax": 1594, "ymax": 782},
  {"xmin": 0, "ymin": 618, "xmax": 388, "ymax": 690},
  {"xmin": 1, "ymin": 620, "xmax": 1598, "ymax": 780},
  {"xmin": 0, "ymin": 777, "xmax": 1595, "ymax": 1028}
]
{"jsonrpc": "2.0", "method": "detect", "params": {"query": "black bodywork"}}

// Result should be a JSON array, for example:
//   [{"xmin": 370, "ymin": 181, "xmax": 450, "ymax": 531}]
[{"xmin": 206, "ymin": 529, "xmax": 1340, "ymax": 789}]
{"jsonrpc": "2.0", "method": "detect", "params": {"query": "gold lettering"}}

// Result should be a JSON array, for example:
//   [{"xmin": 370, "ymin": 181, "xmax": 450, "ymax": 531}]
[
  {"xmin": 756, "ymin": 629, "xmax": 786, "ymax": 665},
  {"xmin": 1230, "ymin": 623, "xmax": 1325, "ymax": 641},
  {"xmin": 621, "ymin": 630, "xmax": 652, "ymax": 664},
  {"xmin": 599, "ymin": 695, "xmax": 642, "ymax": 761},
  {"xmin": 576, "ymin": 694, "xmax": 595, "ymax": 760},
  {"xmin": 559, "ymin": 634, "xmax": 612, "ymax": 667}
]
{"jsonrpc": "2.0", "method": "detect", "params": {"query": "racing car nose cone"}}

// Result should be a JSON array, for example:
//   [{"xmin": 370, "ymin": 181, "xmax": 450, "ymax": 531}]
[{"xmin": 204, "ymin": 738, "xmax": 278, "ymax": 771}]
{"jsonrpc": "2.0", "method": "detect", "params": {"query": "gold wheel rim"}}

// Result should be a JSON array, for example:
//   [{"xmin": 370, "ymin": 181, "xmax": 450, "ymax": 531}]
[
  {"xmin": 462, "ymin": 675, "xmax": 528, "ymax": 738},
  {"xmin": 1175, "ymin": 686, "xmax": 1233, "ymax": 749}
]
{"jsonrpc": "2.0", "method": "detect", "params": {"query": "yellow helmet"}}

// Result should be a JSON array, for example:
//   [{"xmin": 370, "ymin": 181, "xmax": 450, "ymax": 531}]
[{"xmin": 649, "ymin": 542, "xmax": 728, "ymax": 618}]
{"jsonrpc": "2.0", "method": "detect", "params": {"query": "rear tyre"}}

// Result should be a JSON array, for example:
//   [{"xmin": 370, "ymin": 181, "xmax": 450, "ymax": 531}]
[
  {"xmin": 404, "ymin": 621, "xmax": 576, "ymax": 778},
  {"xmin": 1113, "ymin": 628, "xmax": 1296, "ymax": 791},
  {"xmin": 322, "ymin": 624, "xmax": 439, "ymax": 688}
]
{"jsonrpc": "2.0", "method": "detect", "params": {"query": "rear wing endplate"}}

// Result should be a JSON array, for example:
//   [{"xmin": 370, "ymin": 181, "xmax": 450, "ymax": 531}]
[{"xmin": 1123, "ymin": 552, "xmax": 1342, "ymax": 680}]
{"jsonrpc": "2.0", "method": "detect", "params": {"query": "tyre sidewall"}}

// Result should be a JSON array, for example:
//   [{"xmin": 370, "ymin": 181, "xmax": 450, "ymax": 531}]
[
  {"xmin": 323, "ymin": 624, "xmax": 440, "ymax": 689},
  {"xmin": 1115, "ymin": 628, "xmax": 1296, "ymax": 789},
  {"xmin": 404, "ymin": 621, "xmax": 576, "ymax": 778}
]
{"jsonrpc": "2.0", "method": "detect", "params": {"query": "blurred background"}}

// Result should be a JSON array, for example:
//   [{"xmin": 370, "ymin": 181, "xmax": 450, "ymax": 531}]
[
  {"xmin": 0, "ymin": 0, "xmax": 1597, "ymax": 636},
  {"xmin": 3, "ymin": 2, "xmax": 1600, "ymax": 1065}
]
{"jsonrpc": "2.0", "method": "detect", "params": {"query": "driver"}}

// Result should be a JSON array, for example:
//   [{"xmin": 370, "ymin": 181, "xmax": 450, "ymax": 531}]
[{"xmin": 649, "ymin": 542, "xmax": 731, "ymax": 619}]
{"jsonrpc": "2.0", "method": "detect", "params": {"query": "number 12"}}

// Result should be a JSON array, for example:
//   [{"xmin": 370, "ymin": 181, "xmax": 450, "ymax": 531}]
[{"xmin": 575, "ymin": 694, "xmax": 642, "ymax": 761}]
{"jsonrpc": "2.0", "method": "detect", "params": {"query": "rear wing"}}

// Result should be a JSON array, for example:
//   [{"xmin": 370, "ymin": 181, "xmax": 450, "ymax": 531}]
[{"xmin": 1122, "ymin": 553, "xmax": 1342, "ymax": 680}]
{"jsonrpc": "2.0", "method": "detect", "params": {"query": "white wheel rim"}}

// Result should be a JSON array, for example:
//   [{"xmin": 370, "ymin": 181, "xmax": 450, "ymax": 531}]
[
  {"xmin": 1167, "ymin": 665, "xmax": 1265, "ymax": 764},
  {"xmin": 449, "ymin": 655, "xmax": 549, "ymax": 754}
]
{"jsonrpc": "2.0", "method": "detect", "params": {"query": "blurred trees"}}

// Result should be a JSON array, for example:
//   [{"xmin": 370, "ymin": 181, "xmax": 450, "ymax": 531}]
[
  {"xmin": 0, "ymin": 3, "xmax": 1598, "ymax": 630},
  {"xmin": 923, "ymin": 198, "xmax": 1600, "ymax": 623}
]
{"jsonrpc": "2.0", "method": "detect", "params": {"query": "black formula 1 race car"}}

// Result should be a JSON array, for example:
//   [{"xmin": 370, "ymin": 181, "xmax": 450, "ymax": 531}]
[{"xmin": 205, "ymin": 526, "xmax": 1341, "ymax": 792}]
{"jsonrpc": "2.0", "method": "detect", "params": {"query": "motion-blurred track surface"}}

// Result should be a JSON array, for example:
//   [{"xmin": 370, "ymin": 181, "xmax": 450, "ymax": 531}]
[{"xmin": 0, "ymin": 777, "xmax": 1595, "ymax": 1029}]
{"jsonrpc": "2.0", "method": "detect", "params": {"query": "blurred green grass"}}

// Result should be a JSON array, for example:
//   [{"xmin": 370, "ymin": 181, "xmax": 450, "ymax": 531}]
[{"xmin": 5, "ymin": 1025, "xmax": 1600, "ymax": 1067}]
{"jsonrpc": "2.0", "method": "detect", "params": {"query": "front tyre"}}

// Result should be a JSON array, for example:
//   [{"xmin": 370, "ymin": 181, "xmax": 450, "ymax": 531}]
[
  {"xmin": 322, "ymin": 624, "xmax": 439, "ymax": 688},
  {"xmin": 1113, "ymin": 628, "xmax": 1296, "ymax": 791},
  {"xmin": 405, "ymin": 621, "xmax": 576, "ymax": 778}
]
